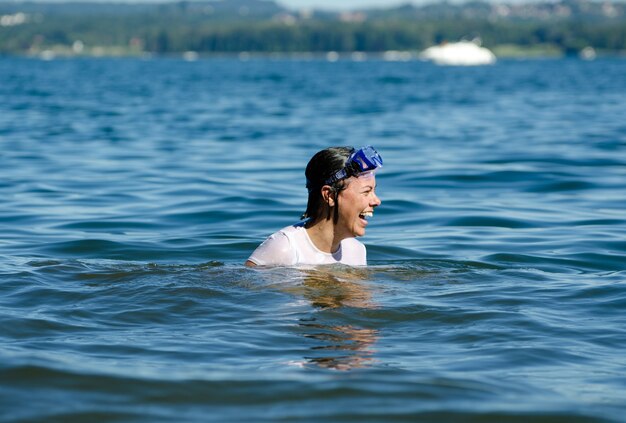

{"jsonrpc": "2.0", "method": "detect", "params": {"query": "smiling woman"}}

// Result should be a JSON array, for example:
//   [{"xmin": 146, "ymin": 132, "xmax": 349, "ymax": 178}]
[{"xmin": 245, "ymin": 146, "xmax": 383, "ymax": 267}]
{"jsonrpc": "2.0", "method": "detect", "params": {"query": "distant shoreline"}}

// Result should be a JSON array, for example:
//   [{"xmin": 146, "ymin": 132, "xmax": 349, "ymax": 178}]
[{"xmin": 6, "ymin": 47, "xmax": 626, "ymax": 61}]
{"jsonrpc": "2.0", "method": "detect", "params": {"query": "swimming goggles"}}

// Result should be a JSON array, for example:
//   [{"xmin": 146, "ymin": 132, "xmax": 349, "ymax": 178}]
[{"xmin": 324, "ymin": 146, "xmax": 383, "ymax": 185}]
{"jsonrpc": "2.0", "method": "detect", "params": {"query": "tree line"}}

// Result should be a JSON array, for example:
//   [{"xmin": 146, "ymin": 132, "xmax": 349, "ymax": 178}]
[{"xmin": 1, "ymin": 5, "xmax": 625, "ymax": 55}]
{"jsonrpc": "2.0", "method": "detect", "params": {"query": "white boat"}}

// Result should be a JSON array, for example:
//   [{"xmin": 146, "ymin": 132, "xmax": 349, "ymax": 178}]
[
  {"xmin": 579, "ymin": 46, "xmax": 597, "ymax": 61},
  {"xmin": 420, "ymin": 39, "xmax": 496, "ymax": 66}
]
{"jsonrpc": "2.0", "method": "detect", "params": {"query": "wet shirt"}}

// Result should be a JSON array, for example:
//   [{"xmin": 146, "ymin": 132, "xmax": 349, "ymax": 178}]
[{"xmin": 247, "ymin": 223, "xmax": 366, "ymax": 267}]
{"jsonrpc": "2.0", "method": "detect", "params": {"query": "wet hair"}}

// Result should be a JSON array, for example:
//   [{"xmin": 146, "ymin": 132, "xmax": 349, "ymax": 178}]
[{"xmin": 301, "ymin": 146, "xmax": 355, "ymax": 224}]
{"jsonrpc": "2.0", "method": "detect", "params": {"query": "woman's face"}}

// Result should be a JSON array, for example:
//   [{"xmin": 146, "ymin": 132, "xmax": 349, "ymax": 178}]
[{"xmin": 336, "ymin": 174, "xmax": 381, "ymax": 238}]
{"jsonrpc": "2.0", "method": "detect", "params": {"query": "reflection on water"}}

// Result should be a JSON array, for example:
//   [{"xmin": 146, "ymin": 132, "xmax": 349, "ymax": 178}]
[
  {"xmin": 297, "ymin": 267, "xmax": 378, "ymax": 371},
  {"xmin": 301, "ymin": 267, "xmax": 374, "ymax": 309},
  {"xmin": 299, "ymin": 321, "xmax": 378, "ymax": 371}
]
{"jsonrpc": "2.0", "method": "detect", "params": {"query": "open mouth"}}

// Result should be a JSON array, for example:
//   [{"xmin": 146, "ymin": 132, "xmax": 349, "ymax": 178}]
[{"xmin": 359, "ymin": 211, "xmax": 373, "ymax": 220}]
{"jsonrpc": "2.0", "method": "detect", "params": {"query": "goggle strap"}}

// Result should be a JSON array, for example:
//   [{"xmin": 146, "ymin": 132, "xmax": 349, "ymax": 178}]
[{"xmin": 324, "ymin": 168, "xmax": 349, "ymax": 185}]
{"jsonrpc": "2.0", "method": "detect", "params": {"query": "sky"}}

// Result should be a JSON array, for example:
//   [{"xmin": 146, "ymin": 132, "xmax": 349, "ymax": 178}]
[
  {"xmin": 6, "ymin": 0, "xmax": 540, "ymax": 11},
  {"xmin": 276, "ymin": 0, "xmax": 415, "ymax": 10},
  {"xmin": 275, "ymin": 0, "xmax": 537, "ymax": 11}
]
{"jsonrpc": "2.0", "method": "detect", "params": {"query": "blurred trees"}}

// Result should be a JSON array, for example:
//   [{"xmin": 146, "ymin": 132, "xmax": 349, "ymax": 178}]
[{"xmin": 1, "ymin": 0, "xmax": 625, "ymax": 55}]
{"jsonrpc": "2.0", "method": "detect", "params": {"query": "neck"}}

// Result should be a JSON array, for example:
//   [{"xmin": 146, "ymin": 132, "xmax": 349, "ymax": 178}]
[{"xmin": 305, "ymin": 217, "xmax": 346, "ymax": 254}]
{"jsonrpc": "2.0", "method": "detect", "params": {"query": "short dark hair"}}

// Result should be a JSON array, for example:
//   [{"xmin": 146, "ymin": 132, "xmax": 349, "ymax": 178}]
[{"xmin": 301, "ymin": 146, "xmax": 354, "ymax": 223}]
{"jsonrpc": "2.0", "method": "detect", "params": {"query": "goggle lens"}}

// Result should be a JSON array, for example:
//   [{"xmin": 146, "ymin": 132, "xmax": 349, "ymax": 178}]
[{"xmin": 352, "ymin": 146, "xmax": 383, "ymax": 172}]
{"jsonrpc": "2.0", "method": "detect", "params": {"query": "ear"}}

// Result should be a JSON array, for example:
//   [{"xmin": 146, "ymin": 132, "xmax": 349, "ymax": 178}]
[{"xmin": 321, "ymin": 185, "xmax": 335, "ymax": 207}]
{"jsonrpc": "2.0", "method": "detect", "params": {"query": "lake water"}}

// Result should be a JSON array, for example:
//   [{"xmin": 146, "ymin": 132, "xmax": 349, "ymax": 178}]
[{"xmin": 1, "ymin": 56, "xmax": 625, "ymax": 422}]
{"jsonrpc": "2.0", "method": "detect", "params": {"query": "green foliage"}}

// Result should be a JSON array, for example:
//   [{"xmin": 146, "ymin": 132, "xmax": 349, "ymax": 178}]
[{"xmin": 1, "ymin": 1, "xmax": 625, "ymax": 55}]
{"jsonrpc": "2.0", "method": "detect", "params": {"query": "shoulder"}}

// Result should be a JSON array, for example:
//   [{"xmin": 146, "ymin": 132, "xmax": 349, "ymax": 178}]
[
  {"xmin": 340, "ymin": 237, "xmax": 367, "ymax": 265},
  {"xmin": 247, "ymin": 226, "xmax": 299, "ymax": 266},
  {"xmin": 341, "ymin": 237, "xmax": 366, "ymax": 254},
  {"xmin": 279, "ymin": 223, "xmax": 307, "ymax": 238}
]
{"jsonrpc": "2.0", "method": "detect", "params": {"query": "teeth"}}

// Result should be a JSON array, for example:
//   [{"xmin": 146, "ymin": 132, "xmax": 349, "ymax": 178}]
[{"xmin": 361, "ymin": 211, "xmax": 373, "ymax": 219}]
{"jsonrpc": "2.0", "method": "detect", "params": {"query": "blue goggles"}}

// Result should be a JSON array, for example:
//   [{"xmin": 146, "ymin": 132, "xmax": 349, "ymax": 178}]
[{"xmin": 324, "ymin": 146, "xmax": 383, "ymax": 185}]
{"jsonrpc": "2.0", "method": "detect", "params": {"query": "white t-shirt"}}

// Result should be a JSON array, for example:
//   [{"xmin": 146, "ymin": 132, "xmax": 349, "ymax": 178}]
[{"xmin": 247, "ymin": 223, "xmax": 367, "ymax": 267}]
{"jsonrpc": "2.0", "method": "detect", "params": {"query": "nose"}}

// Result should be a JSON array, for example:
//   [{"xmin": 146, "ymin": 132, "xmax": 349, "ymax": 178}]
[{"xmin": 372, "ymin": 192, "xmax": 381, "ymax": 207}]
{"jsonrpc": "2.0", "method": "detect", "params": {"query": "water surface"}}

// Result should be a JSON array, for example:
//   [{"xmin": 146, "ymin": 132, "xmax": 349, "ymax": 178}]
[{"xmin": 1, "ymin": 57, "xmax": 625, "ymax": 422}]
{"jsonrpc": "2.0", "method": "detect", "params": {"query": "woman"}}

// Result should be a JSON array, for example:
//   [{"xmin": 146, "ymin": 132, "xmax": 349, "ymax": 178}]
[{"xmin": 246, "ymin": 146, "xmax": 382, "ymax": 267}]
